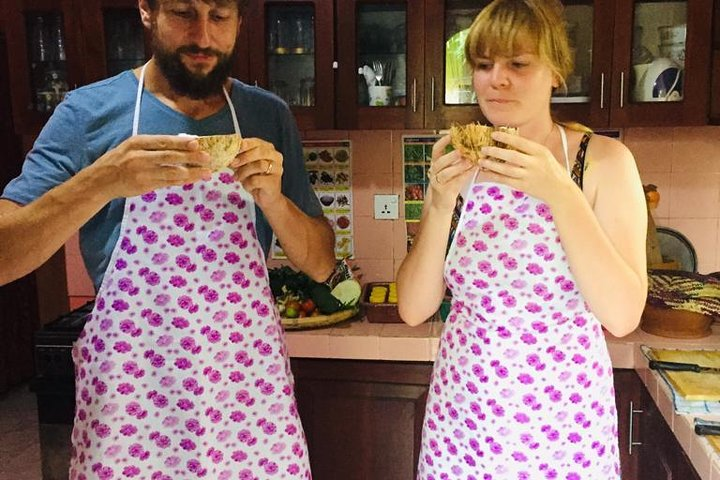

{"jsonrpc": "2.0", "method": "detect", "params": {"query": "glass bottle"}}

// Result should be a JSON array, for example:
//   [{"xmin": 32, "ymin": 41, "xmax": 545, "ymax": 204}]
[
  {"xmin": 294, "ymin": 17, "xmax": 305, "ymax": 53},
  {"xmin": 31, "ymin": 16, "xmax": 48, "ymax": 62},
  {"xmin": 53, "ymin": 15, "xmax": 66, "ymax": 61}
]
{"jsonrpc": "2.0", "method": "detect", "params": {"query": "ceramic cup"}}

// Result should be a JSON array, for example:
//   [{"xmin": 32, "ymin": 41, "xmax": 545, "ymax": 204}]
[{"xmin": 368, "ymin": 86, "xmax": 392, "ymax": 107}]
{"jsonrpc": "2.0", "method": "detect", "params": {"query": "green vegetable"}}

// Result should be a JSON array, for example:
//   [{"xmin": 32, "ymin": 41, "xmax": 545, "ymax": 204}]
[
  {"xmin": 331, "ymin": 279, "xmax": 362, "ymax": 307},
  {"xmin": 310, "ymin": 283, "xmax": 344, "ymax": 314}
]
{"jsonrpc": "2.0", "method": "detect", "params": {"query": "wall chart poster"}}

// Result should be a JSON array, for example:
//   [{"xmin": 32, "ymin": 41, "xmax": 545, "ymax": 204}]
[
  {"xmin": 271, "ymin": 140, "xmax": 353, "ymax": 260},
  {"xmin": 402, "ymin": 134, "xmax": 441, "ymax": 252}
]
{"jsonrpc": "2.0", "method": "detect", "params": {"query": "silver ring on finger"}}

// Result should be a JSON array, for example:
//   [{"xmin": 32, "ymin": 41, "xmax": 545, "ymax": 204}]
[{"xmin": 264, "ymin": 160, "xmax": 273, "ymax": 175}]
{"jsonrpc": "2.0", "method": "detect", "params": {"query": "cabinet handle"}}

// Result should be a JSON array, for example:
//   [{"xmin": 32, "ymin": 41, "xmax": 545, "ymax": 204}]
[
  {"xmin": 430, "ymin": 76, "xmax": 436, "ymax": 112},
  {"xmin": 620, "ymin": 71, "xmax": 625, "ymax": 109},
  {"xmin": 628, "ymin": 400, "xmax": 643, "ymax": 455},
  {"xmin": 412, "ymin": 78, "xmax": 417, "ymax": 113},
  {"xmin": 600, "ymin": 72, "xmax": 605, "ymax": 110}
]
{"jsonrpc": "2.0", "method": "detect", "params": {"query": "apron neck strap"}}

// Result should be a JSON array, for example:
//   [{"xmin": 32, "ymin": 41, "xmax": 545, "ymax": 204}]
[{"xmin": 132, "ymin": 62, "xmax": 242, "ymax": 138}]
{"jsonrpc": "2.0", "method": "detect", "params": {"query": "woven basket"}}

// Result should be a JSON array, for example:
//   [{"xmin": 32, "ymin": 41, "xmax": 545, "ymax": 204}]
[{"xmin": 640, "ymin": 303, "xmax": 713, "ymax": 339}]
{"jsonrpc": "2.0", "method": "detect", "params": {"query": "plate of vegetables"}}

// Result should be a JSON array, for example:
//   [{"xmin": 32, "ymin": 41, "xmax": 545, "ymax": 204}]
[{"xmin": 269, "ymin": 266, "xmax": 362, "ymax": 330}]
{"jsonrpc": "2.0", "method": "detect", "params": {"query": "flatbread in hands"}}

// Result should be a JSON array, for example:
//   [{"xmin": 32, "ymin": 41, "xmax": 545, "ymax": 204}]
[
  {"xmin": 196, "ymin": 134, "xmax": 242, "ymax": 171},
  {"xmin": 449, "ymin": 123, "xmax": 519, "ymax": 163},
  {"xmin": 179, "ymin": 133, "xmax": 242, "ymax": 171}
]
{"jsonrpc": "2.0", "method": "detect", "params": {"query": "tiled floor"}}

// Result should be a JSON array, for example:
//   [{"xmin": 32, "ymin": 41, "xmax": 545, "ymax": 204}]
[{"xmin": 0, "ymin": 383, "xmax": 42, "ymax": 480}]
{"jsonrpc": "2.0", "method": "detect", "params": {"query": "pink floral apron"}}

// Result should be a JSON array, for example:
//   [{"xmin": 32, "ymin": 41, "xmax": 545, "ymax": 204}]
[
  {"xmin": 69, "ymin": 65, "xmax": 311, "ymax": 479},
  {"xmin": 418, "ymin": 127, "xmax": 620, "ymax": 479}
]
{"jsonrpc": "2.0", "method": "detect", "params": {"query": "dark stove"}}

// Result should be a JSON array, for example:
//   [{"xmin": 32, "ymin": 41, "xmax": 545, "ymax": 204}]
[
  {"xmin": 34, "ymin": 301, "xmax": 92, "ymax": 381},
  {"xmin": 30, "ymin": 301, "xmax": 93, "ymax": 480}
]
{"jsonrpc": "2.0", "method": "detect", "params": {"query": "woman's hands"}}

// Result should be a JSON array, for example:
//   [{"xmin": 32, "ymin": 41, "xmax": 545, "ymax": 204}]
[
  {"xmin": 476, "ymin": 130, "xmax": 575, "ymax": 205},
  {"xmin": 427, "ymin": 135, "xmax": 476, "ymax": 211},
  {"xmin": 230, "ymin": 138, "xmax": 284, "ymax": 208}
]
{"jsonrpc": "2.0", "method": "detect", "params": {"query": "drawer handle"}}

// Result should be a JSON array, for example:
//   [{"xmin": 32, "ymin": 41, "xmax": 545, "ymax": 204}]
[
  {"xmin": 412, "ymin": 78, "xmax": 417, "ymax": 113},
  {"xmin": 628, "ymin": 400, "xmax": 643, "ymax": 455},
  {"xmin": 430, "ymin": 76, "xmax": 436, "ymax": 112}
]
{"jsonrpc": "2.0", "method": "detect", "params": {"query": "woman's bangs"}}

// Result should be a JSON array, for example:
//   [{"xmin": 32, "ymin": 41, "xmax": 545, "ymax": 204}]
[{"xmin": 466, "ymin": 10, "xmax": 539, "ymax": 64}]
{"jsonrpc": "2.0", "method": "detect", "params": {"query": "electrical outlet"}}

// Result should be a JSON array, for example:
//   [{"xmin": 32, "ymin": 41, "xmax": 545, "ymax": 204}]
[{"xmin": 374, "ymin": 194, "xmax": 399, "ymax": 220}]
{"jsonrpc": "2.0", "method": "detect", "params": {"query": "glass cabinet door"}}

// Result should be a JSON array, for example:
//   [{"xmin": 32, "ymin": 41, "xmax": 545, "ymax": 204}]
[
  {"xmin": 356, "ymin": 4, "xmax": 406, "ymax": 108},
  {"xmin": 443, "ymin": 4, "xmax": 481, "ymax": 106},
  {"xmin": 611, "ymin": 0, "xmax": 712, "ymax": 126},
  {"xmin": 335, "ymin": 0, "xmax": 423, "ymax": 129},
  {"xmin": 554, "ymin": 3, "xmax": 594, "ymax": 103},
  {"xmin": 25, "ymin": 12, "xmax": 69, "ymax": 113},
  {"xmin": 629, "ymin": 1, "xmax": 686, "ymax": 104},
  {"xmin": 6, "ymin": 0, "xmax": 84, "ymax": 135},
  {"xmin": 103, "ymin": 8, "xmax": 146, "ymax": 77},
  {"xmin": 266, "ymin": 4, "xmax": 316, "ymax": 107}
]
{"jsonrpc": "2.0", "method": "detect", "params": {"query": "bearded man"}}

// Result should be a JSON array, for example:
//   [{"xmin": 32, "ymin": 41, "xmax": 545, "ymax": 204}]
[{"xmin": 0, "ymin": 1, "xmax": 334, "ymax": 477}]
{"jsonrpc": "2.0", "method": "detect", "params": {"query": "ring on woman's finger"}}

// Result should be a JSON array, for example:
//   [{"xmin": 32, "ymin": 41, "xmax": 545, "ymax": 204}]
[{"xmin": 264, "ymin": 160, "xmax": 273, "ymax": 175}]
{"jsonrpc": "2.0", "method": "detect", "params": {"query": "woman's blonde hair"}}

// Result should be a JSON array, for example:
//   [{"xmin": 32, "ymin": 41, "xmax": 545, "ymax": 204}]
[{"xmin": 464, "ymin": 0, "xmax": 573, "ymax": 92}]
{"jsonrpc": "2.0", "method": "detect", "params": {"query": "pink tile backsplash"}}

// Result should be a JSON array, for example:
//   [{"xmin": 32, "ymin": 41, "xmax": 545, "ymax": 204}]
[
  {"xmin": 64, "ymin": 126, "xmax": 720, "ymax": 300},
  {"xmin": 671, "ymin": 127, "xmax": 720, "ymax": 174},
  {"xmin": 668, "ymin": 173, "xmax": 720, "ymax": 219},
  {"xmin": 352, "ymin": 215, "xmax": 394, "ymax": 259},
  {"xmin": 348, "ymin": 130, "xmax": 394, "ymax": 176},
  {"xmin": 624, "ymin": 127, "xmax": 673, "ymax": 173},
  {"xmin": 633, "ymin": 126, "xmax": 720, "ymax": 273}
]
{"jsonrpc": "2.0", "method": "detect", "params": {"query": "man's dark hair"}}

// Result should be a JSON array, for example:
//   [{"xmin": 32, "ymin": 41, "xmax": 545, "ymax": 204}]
[{"xmin": 146, "ymin": 0, "xmax": 248, "ymax": 14}]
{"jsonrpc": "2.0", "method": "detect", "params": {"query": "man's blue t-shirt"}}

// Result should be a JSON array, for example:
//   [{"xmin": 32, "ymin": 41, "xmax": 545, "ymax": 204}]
[{"xmin": 2, "ymin": 71, "xmax": 322, "ymax": 291}]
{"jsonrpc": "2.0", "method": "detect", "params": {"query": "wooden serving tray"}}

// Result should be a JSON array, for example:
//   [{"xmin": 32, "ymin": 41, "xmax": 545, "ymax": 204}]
[{"xmin": 280, "ymin": 306, "xmax": 360, "ymax": 331}]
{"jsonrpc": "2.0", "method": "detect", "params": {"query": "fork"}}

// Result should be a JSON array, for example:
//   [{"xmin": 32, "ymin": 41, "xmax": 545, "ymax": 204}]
[{"xmin": 372, "ymin": 60, "xmax": 384, "ymax": 86}]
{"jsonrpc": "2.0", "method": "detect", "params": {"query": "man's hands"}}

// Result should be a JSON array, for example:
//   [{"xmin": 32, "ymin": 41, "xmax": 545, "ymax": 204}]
[
  {"xmin": 89, "ymin": 135, "xmax": 213, "ymax": 200},
  {"xmin": 88, "ymin": 135, "xmax": 287, "ymax": 209},
  {"xmin": 230, "ymin": 138, "xmax": 284, "ymax": 207}
]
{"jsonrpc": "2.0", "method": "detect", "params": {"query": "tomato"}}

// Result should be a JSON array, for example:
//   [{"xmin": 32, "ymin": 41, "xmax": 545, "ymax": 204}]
[{"xmin": 301, "ymin": 298, "xmax": 316, "ymax": 314}]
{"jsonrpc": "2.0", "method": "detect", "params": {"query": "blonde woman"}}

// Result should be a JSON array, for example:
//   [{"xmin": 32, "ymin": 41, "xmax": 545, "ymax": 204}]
[{"xmin": 396, "ymin": 0, "xmax": 647, "ymax": 478}]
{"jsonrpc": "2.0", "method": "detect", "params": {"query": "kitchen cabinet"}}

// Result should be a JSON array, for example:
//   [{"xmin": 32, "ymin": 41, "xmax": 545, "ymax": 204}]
[
  {"xmin": 427, "ymin": 0, "xmax": 714, "ymax": 129},
  {"xmin": 710, "ymin": 0, "xmax": 720, "ymax": 123},
  {"xmin": 614, "ymin": 368, "xmax": 702, "ymax": 480},
  {"xmin": 4, "ymin": 0, "xmax": 251, "ymax": 136},
  {"xmin": 614, "ymin": 369, "xmax": 643, "ymax": 479},
  {"xmin": 5, "ymin": 0, "xmax": 85, "ymax": 135},
  {"xmin": 637, "ymin": 381, "xmax": 702, "ymax": 480},
  {"xmin": 247, "ymin": 0, "xmax": 335, "ymax": 130},
  {"xmin": 335, "ymin": 0, "xmax": 426, "ymax": 129},
  {"xmin": 249, "ymin": 0, "xmax": 714, "ymax": 130},
  {"xmin": 291, "ymin": 359, "xmax": 432, "ymax": 480},
  {"xmin": 291, "ymin": 363, "xmax": 698, "ymax": 480}
]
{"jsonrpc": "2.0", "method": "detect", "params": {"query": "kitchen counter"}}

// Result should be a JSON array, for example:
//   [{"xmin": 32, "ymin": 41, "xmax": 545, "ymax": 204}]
[{"xmin": 285, "ymin": 318, "xmax": 720, "ymax": 479}]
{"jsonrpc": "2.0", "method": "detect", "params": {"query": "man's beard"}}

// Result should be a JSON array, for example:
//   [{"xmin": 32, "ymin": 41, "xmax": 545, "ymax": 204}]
[{"xmin": 153, "ymin": 38, "xmax": 235, "ymax": 99}]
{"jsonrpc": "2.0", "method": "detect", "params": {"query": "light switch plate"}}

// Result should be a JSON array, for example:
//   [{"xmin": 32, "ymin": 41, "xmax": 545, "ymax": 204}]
[{"xmin": 374, "ymin": 194, "xmax": 399, "ymax": 220}]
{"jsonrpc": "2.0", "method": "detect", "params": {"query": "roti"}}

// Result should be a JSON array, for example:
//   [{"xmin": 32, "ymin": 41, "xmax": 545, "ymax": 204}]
[
  {"xmin": 449, "ymin": 123, "xmax": 519, "ymax": 163},
  {"xmin": 192, "ymin": 133, "xmax": 242, "ymax": 171}
]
